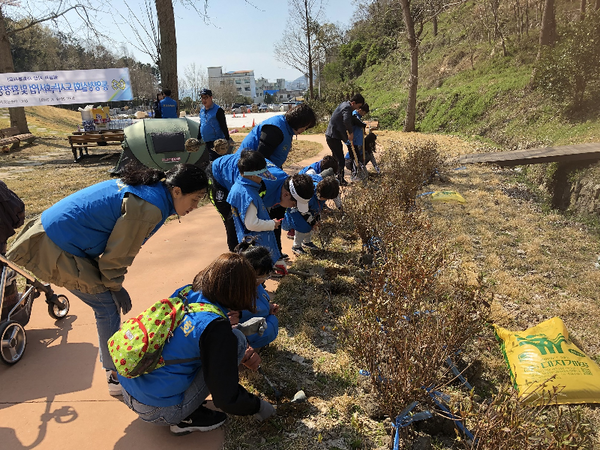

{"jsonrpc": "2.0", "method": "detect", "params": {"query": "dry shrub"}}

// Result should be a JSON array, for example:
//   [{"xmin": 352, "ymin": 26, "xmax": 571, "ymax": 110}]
[
  {"xmin": 338, "ymin": 141, "xmax": 488, "ymax": 434},
  {"xmin": 450, "ymin": 382, "xmax": 594, "ymax": 449}
]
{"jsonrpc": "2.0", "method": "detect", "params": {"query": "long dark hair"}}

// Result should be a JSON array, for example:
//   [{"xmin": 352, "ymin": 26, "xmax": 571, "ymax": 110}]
[{"xmin": 120, "ymin": 163, "xmax": 208, "ymax": 194}]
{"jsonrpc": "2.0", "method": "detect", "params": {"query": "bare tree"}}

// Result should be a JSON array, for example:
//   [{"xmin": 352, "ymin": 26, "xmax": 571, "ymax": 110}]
[
  {"xmin": 210, "ymin": 80, "xmax": 237, "ymax": 109},
  {"xmin": 0, "ymin": 0, "xmax": 103, "ymax": 132},
  {"xmin": 398, "ymin": 0, "xmax": 463, "ymax": 132},
  {"xmin": 182, "ymin": 63, "xmax": 207, "ymax": 103},
  {"xmin": 274, "ymin": 0, "xmax": 324, "ymax": 99}
]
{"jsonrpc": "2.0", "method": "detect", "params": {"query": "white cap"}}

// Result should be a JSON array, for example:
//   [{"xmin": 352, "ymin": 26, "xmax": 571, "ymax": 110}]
[{"xmin": 289, "ymin": 179, "xmax": 310, "ymax": 213}]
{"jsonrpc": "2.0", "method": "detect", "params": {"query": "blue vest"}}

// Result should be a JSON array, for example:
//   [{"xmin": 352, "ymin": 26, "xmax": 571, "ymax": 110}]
[
  {"xmin": 351, "ymin": 110, "xmax": 365, "ymax": 146},
  {"xmin": 41, "ymin": 180, "xmax": 174, "ymax": 259},
  {"xmin": 239, "ymin": 115, "xmax": 294, "ymax": 168},
  {"xmin": 228, "ymin": 177, "xmax": 281, "ymax": 263},
  {"xmin": 299, "ymin": 160, "xmax": 321, "ymax": 175},
  {"xmin": 159, "ymin": 96, "xmax": 178, "ymax": 118},
  {"xmin": 119, "ymin": 287, "xmax": 226, "ymax": 407},
  {"xmin": 212, "ymin": 156, "xmax": 288, "ymax": 209},
  {"xmin": 226, "ymin": 284, "xmax": 278, "ymax": 349},
  {"xmin": 199, "ymin": 103, "xmax": 225, "ymax": 143},
  {"xmin": 282, "ymin": 174, "xmax": 324, "ymax": 233}
]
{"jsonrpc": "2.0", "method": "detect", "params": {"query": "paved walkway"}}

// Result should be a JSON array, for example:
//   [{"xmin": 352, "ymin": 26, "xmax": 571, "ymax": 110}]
[
  {"xmin": 185, "ymin": 111, "xmax": 284, "ymax": 130},
  {"xmin": 0, "ymin": 134, "xmax": 330, "ymax": 449}
]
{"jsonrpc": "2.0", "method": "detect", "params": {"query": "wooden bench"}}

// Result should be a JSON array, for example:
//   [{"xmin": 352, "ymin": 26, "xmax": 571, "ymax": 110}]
[
  {"xmin": 68, "ymin": 130, "xmax": 125, "ymax": 162},
  {"xmin": 0, "ymin": 127, "xmax": 36, "ymax": 152}
]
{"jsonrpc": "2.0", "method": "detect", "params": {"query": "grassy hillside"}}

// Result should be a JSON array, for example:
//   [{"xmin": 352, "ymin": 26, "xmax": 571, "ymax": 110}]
[{"xmin": 357, "ymin": 15, "xmax": 600, "ymax": 150}]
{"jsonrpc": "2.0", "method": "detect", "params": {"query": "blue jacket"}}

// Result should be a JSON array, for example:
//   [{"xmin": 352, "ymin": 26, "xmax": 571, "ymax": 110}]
[
  {"xmin": 239, "ymin": 115, "xmax": 294, "ymax": 168},
  {"xmin": 299, "ymin": 160, "xmax": 321, "ymax": 175},
  {"xmin": 212, "ymin": 156, "xmax": 289, "ymax": 209},
  {"xmin": 119, "ymin": 288, "xmax": 226, "ymax": 407},
  {"xmin": 282, "ymin": 174, "xmax": 325, "ymax": 233},
  {"xmin": 227, "ymin": 284, "xmax": 278, "ymax": 349},
  {"xmin": 350, "ymin": 110, "xmax": 365, "ymax": 146},
  {"xmin": 200, "ymin": 103, "xmax": 226, "ymax": 143},
  {"xmin": 159, "ymin": 96, "xmax": 178, "ymax": 118},
  {"xmin": 41, "ymin": 180, "xmax": 174, "ymax": 259},
  {"xmin": 228, "ymin": 177, "xmax": 281, "ymax": 263}
]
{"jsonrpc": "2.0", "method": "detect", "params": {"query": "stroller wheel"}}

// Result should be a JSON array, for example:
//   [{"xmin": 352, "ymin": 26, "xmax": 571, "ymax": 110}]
[
  {"xmin": 48, "ymin": 294, "xmax": 70, "ymax": 320},
  {"xmin": 0, "ymin": 320, "xmax": 27, "ymax": 365}
]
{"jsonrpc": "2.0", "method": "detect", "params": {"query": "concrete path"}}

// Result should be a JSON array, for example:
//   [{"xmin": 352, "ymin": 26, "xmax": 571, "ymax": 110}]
[
  {"xmin": 186, "ymin": 111, "xmax": 284, "ymax": 130},
  {"xmin": 0, "ymin": 134, "xmax": 331, "ymax": 449}
]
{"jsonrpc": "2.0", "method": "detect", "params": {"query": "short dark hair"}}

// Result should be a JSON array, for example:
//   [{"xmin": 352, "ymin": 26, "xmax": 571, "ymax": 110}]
[
  {"xmin": 235, "ymin": 240, "xmax": 274, "ymax": 276},
  {"xmin": 320, "ymin": 155, "xmax": 339, "ymax": 174},
  {"xmin": 162, "ymin": 89, "xmax": 172, "ymax": 97},
  {"xmin": 192, "ymin": 253, "xmax": 257, "ymax": 312},
  {"xmin": 360, "ymin": 103, "xmax": 370, "ymax": 114},
  {"xmin": 350, "ymin": 93, "xmax": 365, "ymax": 105},
  {"xmin": 283, "ymin": 174, "xmax": 314, "ymax": 200},
  {"xmin": 285, "ymin": 104, "xmax": 317, "ymax": 131},
  {"xmin": 316, "ymin": 177, "xmax": 339, "ymax": 199},
  {"xmin": 238, "ymin": 149, "xmax": 266, "ymax": 173}
]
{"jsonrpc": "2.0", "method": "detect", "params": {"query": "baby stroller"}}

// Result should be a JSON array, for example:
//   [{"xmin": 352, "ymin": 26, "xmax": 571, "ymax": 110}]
[{"xmin": 0, "ymin": 254, "xmax": 70, "ymax": 365}]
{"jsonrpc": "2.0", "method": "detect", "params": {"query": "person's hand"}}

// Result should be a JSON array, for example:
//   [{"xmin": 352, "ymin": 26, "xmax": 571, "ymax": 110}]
[
  {"xmin": 228, "ymin": 310, "xmax": 240, "ymax": 326},
  {"xmin": 241, "ymin": 346, "xmax": 261, "ymax": 371},
  {"xmin": 273, "ymin": 218, "xmax": 282, "ymax": 229},
  {"xmin": 254, "ymin": 399, "xmax": 276, "ymax": 421},
  {"xmin": 270, "ymin": 303, "xmax": 279, "ymax": 315},
  {"xmin": 237, "ymin": 317, "xmax": 267, "ymax": 336},
  {"xmin": 111, "ymin": 288, "xmax": 132, "ymax": 315}
]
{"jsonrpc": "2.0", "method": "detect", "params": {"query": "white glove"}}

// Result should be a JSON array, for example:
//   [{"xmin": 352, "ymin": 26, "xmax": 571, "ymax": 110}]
[
  {"xmin": 237, "ymin": 317, "xmax": 267, "ymax": 336},
  {"xmin": 254, "ymin": 399, "xmax": 276, "ymax": 421}
]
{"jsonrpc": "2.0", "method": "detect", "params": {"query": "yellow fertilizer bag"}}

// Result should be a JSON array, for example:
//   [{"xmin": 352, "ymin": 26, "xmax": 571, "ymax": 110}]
[
  {"xmin": 430, "ymin": 190, "xmax": 466, "ymax": 204},
  {"xmin": 494, "ymin": 317, "xmax": 600, "ymax": 405}
]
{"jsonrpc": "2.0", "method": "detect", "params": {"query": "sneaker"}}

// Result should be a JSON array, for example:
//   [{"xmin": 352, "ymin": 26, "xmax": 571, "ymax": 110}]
[
  {"xmin": 302, "ymin": 242, "xmax": 319, "ymax": 251},
  {"xmin": 287, "ymin": 229, "xmax": 295, "ymax": 239},
  {"xmin": 280, "ymin": 253, "xmax": 289, "ymax": 260},
  {"xmin": 170, "ymin": 406, "xmax": 227, "ymax": 435},
  {"xmin": 292, "ymin": 245, "xmax": 307, "ymax": 256},
  {"xmin": 106, "ymin": 370, "xmax": 122, "ymax": 396}
]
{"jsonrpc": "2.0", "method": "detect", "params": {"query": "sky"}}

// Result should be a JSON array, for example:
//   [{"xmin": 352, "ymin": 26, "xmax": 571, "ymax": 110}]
[{"xmin": 97, "ymin": 0, "xmax": 359, "ymax": 83}]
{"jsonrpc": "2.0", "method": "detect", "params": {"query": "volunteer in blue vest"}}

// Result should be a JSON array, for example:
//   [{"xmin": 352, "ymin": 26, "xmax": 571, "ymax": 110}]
[
  {"xmin": 211, "ymin": 152, "xmax": 314, "ymax": 266},
  {"xmin": 239, "ymin": 103, "xmax": 317, "ymax": 168},
  {"xmin": 197, "ymin": 88, "xmax": 233, "ymax": 161},
  {"xmin": 159, "ymin": 88, "xmax": 178, "ymax": 118},
  {"xmin": 7, "ymin": 163, "xmax": 209, "ymax": 396},
  {"xmin": 119, "ymin": 253, "xmax": 276, "ymax": 434}
]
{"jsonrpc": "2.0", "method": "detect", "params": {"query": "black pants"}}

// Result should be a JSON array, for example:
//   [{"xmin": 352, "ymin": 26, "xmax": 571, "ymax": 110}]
[
  {"xmin": 326, "ymin": 136, "xmax": 345, "ymax": 182},
  {"xmin": 206, "ymin": 166, "xmax": 238, "ymax": 252}
]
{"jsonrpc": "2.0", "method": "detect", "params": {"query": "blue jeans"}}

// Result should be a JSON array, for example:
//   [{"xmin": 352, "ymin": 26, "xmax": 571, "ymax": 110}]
[
  {"xmin": 121, "ymin": 328, "xmax": 248, "ymax": 425},
  {"xmin": 69, "ymin": 289, "xmax": 121, "ymax": 372}
]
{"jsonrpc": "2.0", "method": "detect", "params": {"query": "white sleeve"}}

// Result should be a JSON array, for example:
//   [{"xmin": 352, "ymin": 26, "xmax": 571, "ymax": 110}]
[{"xmin": 244, "ymin": 202, "xmax": 276, "ymax": 231}]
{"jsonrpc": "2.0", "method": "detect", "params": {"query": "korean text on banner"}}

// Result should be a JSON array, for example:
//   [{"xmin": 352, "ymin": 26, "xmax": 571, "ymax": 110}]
[{"xmin": 0, "ymin": 68, "xmax": 133, "ymax": 108}]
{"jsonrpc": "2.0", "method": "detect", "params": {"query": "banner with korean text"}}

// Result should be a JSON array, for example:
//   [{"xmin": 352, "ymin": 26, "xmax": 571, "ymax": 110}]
[{"xmin": 0, "ymin": 68, "xmax": 133, "ymax": 108}]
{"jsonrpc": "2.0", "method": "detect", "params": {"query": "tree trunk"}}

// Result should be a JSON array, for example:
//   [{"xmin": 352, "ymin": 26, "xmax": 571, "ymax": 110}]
[
  {"xmin": 0, "ymin": 8, "xmax": 30, "ymax": 133},
  {"xmin": 155, "ymin": 0, "xmax": 178, "ymax": 113},
  {"xmin": 400, "ymin": 0, "xmax": 418, "ymax": 132},
  {"xmin": 581, "ymin": 0, "xmax": 586, "ymax": 20},
  {"xmin": 538, "ymin": 0, "xmax": 557, "ymax": 48},
  {"xmin": 433, "ymin": 16, "xmax": 438, "ymax": 37},
  {"xmin": 304, "ymin": 0, "xmax": 314, "ymax": 100}
]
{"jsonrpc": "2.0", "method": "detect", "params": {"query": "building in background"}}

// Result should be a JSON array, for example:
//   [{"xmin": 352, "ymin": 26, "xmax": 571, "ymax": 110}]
[
  {"xmin": 255, "ymin": 77, "xmax": 286, "ymax": 104},
  {"xmin": 208, "ymin": 67, "xmax": 256, "ymax": 101}
]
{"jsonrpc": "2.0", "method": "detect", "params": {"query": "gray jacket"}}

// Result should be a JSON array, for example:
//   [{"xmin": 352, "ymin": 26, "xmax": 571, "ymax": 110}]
[{"xmin": 325, "ymin": 101, "xmax": 354, "ymax": 141}]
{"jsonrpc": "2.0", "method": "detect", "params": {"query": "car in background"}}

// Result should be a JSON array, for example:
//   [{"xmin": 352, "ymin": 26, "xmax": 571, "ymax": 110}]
[{"xmin": 258, "ymin": 104, "xmax": 268, "ymax": 112}]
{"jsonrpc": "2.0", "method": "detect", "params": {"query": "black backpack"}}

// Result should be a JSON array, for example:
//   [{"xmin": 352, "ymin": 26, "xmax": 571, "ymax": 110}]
[{"xmin": 0, "ymin": 180, "xmax": 25, "ymax": 245}]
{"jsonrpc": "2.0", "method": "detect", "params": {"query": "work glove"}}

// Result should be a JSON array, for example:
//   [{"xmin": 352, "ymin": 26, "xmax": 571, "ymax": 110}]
[
  {"xmin": 111, "ymin": 288, "xmax": 132, "ymax": 315},
  {"xmin": 274, "ymin": 259, "xmax": 288, "ymax": 276},
  {"xmin": 254, "ymin": 399, "xmax": 276, "ymax": 421},
  {"xmin": 237, "ymin": 317, "xmax": 267, "ymax": 336},
  {"xmin": 320, "ymin": 167, "xmax": 335, "ymax": 178}
]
